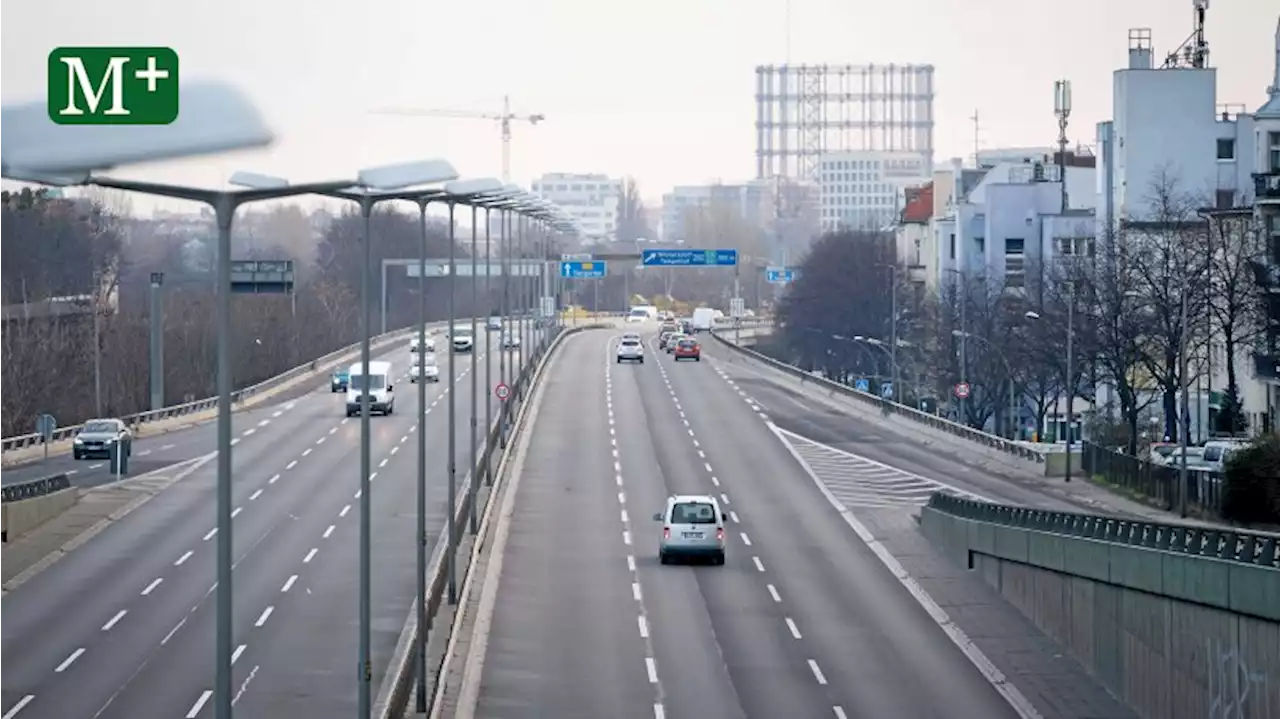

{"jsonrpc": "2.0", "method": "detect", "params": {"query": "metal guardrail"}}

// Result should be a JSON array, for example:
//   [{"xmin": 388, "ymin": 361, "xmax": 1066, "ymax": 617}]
[
  {"xmin": 709, "ymin": 327, "xmax": 1046, "ymax": 464},
  {"xmin": 1, "ymin": 322, "xmax": 456, "ymax": 454},
  {"xmin": 926, "ymin": 492, "xmax": 1279, "ymax": 568},
  {"xmin": 2, "ymin": 473, "xmax": 72, "ymax": 503},
  {"xmin": 1080, "ymin": 441, "xmax": 1229, "ymax": 519}
]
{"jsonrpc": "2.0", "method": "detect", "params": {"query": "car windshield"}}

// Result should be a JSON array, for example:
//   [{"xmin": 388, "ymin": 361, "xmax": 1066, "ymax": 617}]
[
  {"xmin": 621, "ymin": 339, "xmax": 640, "ymax": 347},
  {"xmin": 678, "ymin": 340, "xmax": 696, "ymax": 348},
  {"xmin": 629, "ymin": 309, "xmax": 647, "ymax": 318},
  {"xmin": 453, "ymin": 328, "xmax": 473, "ymax": 337},
  {"xmin": 82, "ymin": 420, "xmax": 116, "ymax": 433},
  {"xmin": 348, "ymin": 374, "xmax": 386, "ymax": 390},
  {"xmin": 671, "ymin": 502, "xmax": 717, "ymax": 524},
  {"xmin": 1152, "ymin": 446, "xmax": 1176, "ymax": 458}
]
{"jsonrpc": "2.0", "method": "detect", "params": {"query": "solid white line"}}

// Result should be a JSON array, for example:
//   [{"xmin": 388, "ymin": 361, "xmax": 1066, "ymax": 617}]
[
  {"xmin": 101, "ymin": 609, "xmax": 128, "ymax": 631},
  {"xmin": 141, "ymin": 578, "xmax": 163, "ymax": 595},
  {"xmin": 269, "ymin": 473, "xmax": 280, "ymax": 484},
  {"xmin": 202, "ymin": 528, "xmax": 217, "ymax": 541},
  {"xmin": 632, "ymin": 582, "xmax": 642, "ymax": 601},
  {"xmin": 231, "ymin": 507, "xmax": 242, "ymax": 518},
  {"xmin": 231, "ymin": 644, "xmax": 247, "ymax": 665},
  {"xmin": 808, "ymin": 659, "xmax": 828, "ymax": 685},
  {"xmin": 249, "ymin": 489, "xmax": 263, "ymax": 501},
  {"xmin": 785, "ymin": 617, "xmax": 802, "ymax": 639},
  {"xmin": 637, "ymin": 615, "xmax": 649, "ymax": 638},
  {"xmin": 54, "ymin": 647, "xmax": 85, "ymax": 672},
  {"xmin": 645, "ymin": 656, "xmax": 659, "ymax": 683},
  {"xmin": 767, "ymin": 584, "xmax": 782, "ymax": 602},
  {"xmin": 175, "ymin": 550, "xmax": 194, "ymax": 566},
  {"xmin": 161, "ymin": 617, "xmax": 187, "ymax": 645},
  {"xmin": 340, "ymin": 504, "xmax": 351, "ymax": 518},
  {"xmin": 281, "ymin": 575, "xmax": 298, "ymax": 592},
  {"xmin": 303, "ymin": 548, "xmax": 318, "ymax": 563},
  {"xmin": 323, "ymin": 525, "xmax": 335, "ymax": 539},
  {"xmin": 752, "ymin": 556, "xmax": 765, "ymax": 572},
  {"xmin": 741, "ymin": 533, "xmax": 753, "ymax": 546},
  {"xmin": 254, "ymin": 606, "xmax": 274, "ymax": 627},
  {"xmin": 186, "ymin": 690, "xmax": 213, "ymax": 718},
  {"xmin": 2, "ymin": 695, "xmax": 35, "ymax": 719},
  {"xmin": 285, "ymin": 460, "xmax": 297, "ymax": 470}
]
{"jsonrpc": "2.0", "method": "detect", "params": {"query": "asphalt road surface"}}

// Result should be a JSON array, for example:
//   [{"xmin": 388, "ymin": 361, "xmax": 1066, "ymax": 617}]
[
  {"xmin": 0, "ymin": 327, "xmax": 535, "ymax": 719},
  {"xmin": 472, "ymin": 328, "xmax": 1024, "ymax": 719}
]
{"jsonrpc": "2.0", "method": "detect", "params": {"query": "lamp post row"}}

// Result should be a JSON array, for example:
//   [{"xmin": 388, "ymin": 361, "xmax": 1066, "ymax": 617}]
[{"xmin": 17, "ymin": 163, "xmax": 576, "ymax": 719}]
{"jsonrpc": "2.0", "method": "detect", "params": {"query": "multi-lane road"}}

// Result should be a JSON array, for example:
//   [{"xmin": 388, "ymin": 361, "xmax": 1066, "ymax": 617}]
[
  {"xmin": 471, "ymin": 327, "xmax": 1032, "ymax": 718},
  {"xmin": 0, "ymin": 330, "xmax": 523, "ymax": 719}
]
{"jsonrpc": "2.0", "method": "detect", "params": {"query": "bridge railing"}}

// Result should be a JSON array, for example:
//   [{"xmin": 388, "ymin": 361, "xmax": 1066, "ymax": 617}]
[
  {"xmin": 709, "ymin": 327, "xmax": 1046, "ymax": 464},
  {"xmin": 1, "ymin": 322, "xmax": 447, "ymax": 455}
]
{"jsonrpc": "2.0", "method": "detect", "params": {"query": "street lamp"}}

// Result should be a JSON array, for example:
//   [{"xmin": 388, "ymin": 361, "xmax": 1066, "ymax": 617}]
[
  {"xmin": 1025, "ymin": 279, "xmax": 1076, "ymax": 482},
  {"xmin": 951, "ymin": 330, "xmax": 1018, "ymax": 439},
  {"xmin": 2, "ymin": 81, "xmax": 273, "ymax": 175},
  {"xmin": 238, "ymin": 159, "xmax": 460, "ymax": 719}
]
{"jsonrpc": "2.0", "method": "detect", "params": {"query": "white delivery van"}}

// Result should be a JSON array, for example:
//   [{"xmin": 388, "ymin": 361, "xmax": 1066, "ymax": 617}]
[
  {"xmin": 346, "ymin": 360, "xmax": 395, "ymax": 416},
  {"xmin": 691, "ymin": 307, "xmax": 715, "ymax": 333}
]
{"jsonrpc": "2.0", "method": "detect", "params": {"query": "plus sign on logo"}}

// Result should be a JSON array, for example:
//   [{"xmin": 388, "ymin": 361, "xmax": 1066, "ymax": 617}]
[{"xmin": 47, "ymin": 47, "xmax": 179, "ymax": 125}]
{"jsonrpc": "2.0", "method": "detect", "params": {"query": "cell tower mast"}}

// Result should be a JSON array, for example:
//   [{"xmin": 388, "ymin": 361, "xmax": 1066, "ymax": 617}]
[{"xmin": 1054, "ymin": 79, "xmax": 1072, "ymax": 212}]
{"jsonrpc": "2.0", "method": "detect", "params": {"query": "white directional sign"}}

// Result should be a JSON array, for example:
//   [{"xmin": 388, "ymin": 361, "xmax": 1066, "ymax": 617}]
[
  {"xmin": 729, "ymin": 297, "xmax": 745, "ymax": 318},
  {"xmin": 561, "ymin": 253, "xmax": 592, "ymax": 261}
]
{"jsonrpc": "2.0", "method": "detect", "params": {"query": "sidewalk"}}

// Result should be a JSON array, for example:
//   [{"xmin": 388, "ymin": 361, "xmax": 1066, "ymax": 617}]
[{"xmin": 1, "ymin": 455, "xmax": 210, "ymax": 594}]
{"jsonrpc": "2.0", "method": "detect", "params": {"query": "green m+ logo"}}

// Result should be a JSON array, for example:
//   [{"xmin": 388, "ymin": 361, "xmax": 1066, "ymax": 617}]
[{"xmin": 48, "ymin": 47, "xmax": 180, "ymax": 125}]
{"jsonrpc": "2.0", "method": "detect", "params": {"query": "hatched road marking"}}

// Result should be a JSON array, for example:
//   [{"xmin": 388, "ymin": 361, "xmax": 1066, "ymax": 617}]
[{"xmin": 771, "ymin": 426, "xmax": 990, "ymax": 508}]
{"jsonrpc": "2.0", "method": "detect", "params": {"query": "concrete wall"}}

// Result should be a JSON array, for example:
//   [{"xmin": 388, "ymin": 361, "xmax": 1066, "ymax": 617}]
[
  {"xmin": 1, "ymin": 488, "xmax": 78, "ymax": 543},
  {"xmin": 919, "ymin": 507, "xmax": 1280, "ymax": 719}
]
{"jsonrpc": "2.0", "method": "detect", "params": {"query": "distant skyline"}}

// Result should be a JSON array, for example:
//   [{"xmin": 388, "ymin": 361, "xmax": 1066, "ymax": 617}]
[{"xmin": 2, "ymin": 0, "xmax": 1275, "ymax": 216}]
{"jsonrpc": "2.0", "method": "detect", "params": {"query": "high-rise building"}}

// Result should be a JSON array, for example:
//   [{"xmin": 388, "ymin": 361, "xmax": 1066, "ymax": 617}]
[
  {"xmin": 817, "ymin": 150, "xmax": 931, "ymax": 232},
  {"xmin": 530, "ymin": 173, "xmax": 621, "ymax": 242}
]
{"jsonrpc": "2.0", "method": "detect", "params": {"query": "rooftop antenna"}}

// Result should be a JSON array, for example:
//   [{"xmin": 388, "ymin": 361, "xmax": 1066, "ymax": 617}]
[
  {"xmin": 1163, "ymin": 0, "xmax": 1210, "ymax": 68},
  {"xmin": 1054, "ymin": 79, "xmax": 1072, "ymax": 211},
  {"xmin": 969, "ymin": 110, "xmax": 981, "ymax": 166}
]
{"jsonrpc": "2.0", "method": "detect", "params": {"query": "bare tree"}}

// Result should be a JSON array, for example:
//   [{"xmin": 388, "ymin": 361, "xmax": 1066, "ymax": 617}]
[
  {"xmin": 1205, "ymin": 210, "xmax": 1266, "ymax": 434},
  {"xmin": 615, "ymin": 177, "xmax": 651, "ymax": 243}
]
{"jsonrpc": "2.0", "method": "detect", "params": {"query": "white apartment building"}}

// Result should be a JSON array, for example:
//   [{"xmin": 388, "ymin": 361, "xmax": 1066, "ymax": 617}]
[
  {"xmin": 530, "ymin": 173, "xmax": 621, "ymax": 243},
  {"xmin": 818, "ymin": 150, "xmax": 931, "ymax": 233}
]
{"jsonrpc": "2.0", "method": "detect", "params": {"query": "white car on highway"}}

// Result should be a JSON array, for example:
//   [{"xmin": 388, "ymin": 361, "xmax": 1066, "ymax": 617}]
[
  {"xmin": 501, "ymin": 331, "xmax": 521, "ymax": 349},
  {"xmin": 450, "ymin": 325, "xmax": 475, "ymax": 353},
  {"xmin": 655, "ymin": 494, "xmax": 726, "ymax": 565},
  {"xmin": 616, "ymin": 336, "xmax": 644, "ymax": 363},
  {"xmin": 409, "ymin": 355, "xmax": 440, "ymax": 383},
  {"xmin": 410, "ymin": 334, "xmax": 436, "ymax": 353}
]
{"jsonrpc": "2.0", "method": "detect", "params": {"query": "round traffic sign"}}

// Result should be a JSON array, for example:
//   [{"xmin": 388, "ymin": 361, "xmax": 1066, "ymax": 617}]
[
  {"xmin": 494, "ymin": 383, "xmax": 511, "ymax": 401},
  {"xmin": 953, "ymin": 382, "xmax": 971, "ymax": 399}
]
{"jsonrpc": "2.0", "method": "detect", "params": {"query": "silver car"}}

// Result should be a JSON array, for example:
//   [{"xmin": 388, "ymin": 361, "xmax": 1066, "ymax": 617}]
[
  {"xmin": 654, "ymin": 494, "xmax": 726, "ymax": 565},
  {"xmin": 73, "ymin": 418, "xmax": 132, "ymax": 460}
]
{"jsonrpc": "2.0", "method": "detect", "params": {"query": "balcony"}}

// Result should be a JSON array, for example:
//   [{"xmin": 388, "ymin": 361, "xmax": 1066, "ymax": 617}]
[{"xmin": 1255, "ymin": 172, "xmax": 1280, "ymax": 202}]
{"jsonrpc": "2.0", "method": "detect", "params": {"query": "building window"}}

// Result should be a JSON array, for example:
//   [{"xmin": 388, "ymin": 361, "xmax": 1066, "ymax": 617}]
[
  {"xmin": 1216, "ymin": 189, "xmax": 1234, "ymax": 209},
  {"xmin": 1216, "ymin": 138, "xmax": 1235, "ymax": 161},
  {"xmin": 1005, "ymin": 238, "xmax": 1025, "ymax": 254},
  {"xmin": 975, "ymin": 236, "xmax": 985, "ymax": 254},
  {"xmin": 1270, "ymin": 132, "xmax": 1280, "ymax": 172},
  {"xmin": 949, "ymin": 233, "xmax": 956, "ymax": 259}
]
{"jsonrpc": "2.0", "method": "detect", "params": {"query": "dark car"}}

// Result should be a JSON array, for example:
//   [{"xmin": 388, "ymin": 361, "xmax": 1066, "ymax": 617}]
[
  {"xmin": 73, "ymin": 418, "xmax": 132, "ymax": 460},
  {"xmin": 331, "ymin": 369, "xmax": 350, "ymax": 392}
]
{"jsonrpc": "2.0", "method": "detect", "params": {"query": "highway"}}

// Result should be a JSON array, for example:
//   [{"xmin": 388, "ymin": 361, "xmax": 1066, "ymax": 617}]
[
  {"xmin": 0, "ymin": 328, "xmax": 527, "ymax": 719},
  {"xmin": 472, "ymin": 327, "xmax": 1024, "ymax": 718}
]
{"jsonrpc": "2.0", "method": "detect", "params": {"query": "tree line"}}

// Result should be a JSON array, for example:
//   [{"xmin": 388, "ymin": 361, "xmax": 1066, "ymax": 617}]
[
  {"xmin": 768, "ymin": 173, "xmax": 1274, "ymax": 454},
  {"xmin": 1, "ymin": 189, "xmax": 545, "ymax": 437}
]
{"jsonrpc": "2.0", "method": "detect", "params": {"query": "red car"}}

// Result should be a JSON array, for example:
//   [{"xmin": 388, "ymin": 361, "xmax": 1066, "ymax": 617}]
[{"xmin": 673, "ymin": 338, "xmax": 701, "ymax": 361}]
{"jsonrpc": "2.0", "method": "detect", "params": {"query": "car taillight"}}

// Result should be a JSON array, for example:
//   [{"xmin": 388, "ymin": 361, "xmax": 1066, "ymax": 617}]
[
  {"xmin": 663, "ymin": 527, "xmax": 670, "ymax": 539},
  {"xmin": 717, "ymin": 528, "xmax": 724, "ymax": 541}
]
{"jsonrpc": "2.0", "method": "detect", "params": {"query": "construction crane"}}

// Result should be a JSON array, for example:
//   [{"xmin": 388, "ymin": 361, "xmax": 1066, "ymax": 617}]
[{"xmin": 371, "ymin": 95, "xmax": 544, "ymax": 184}]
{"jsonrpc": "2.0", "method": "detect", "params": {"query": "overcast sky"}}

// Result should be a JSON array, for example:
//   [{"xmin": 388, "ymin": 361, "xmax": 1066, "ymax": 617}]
[{"xmin": 2, "ymin": 0, "xmax": 1275, "ymax": 214}]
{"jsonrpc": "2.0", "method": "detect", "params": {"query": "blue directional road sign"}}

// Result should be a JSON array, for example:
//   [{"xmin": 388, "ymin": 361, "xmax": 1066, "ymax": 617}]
[
  {"xmin": 880, "ymin": 382, "xmax": 894, "ymax": 399},
  {"xmin": 766, "ymin": 266, "xmax": 797, "ymax": 284},
  {"xmin": 854, "ymin": 378, "xmax": 871, "ymax": 393},
  {"xmin": 560, "ymin": 260, "xmax": 607, "ymax": 279},
  {"xmin": 641, "ymin": 248, "xmax": 738, "ymax": 267}
]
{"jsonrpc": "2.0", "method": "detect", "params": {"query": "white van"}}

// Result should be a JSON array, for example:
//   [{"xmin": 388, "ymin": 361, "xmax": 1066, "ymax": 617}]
[
  {"xmin": 690, "ymin": 307, "xmax": 715, "ymax": 333},
  {"xmin": 346, "ymin": 360, "xmax": 395, "ymax": 417}
]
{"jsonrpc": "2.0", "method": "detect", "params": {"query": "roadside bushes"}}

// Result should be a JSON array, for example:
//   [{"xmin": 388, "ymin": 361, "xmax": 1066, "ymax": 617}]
[{"xmin": 1221, "ymin": 435, "xmax": 1280, "ymax": 525}]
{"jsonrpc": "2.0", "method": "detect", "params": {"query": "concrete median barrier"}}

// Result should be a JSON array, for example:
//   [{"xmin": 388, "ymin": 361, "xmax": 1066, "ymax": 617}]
[
  {"xmin": 919, "ymin": 493, "xmax": 1280, "ymax": 719},
  {"xmin": 1, "ymin": 487, "xmax": 79, "ymax": 544}
]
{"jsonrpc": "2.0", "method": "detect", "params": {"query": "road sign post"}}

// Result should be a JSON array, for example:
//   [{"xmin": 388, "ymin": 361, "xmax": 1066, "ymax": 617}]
[
  {"xmin": 953, "ymin": 382, "xmax": 971, "ymax": 401},
  {"xmin": 766, "ymin": 266, "xmax": 797, "ymax": 284},
  {"xmin": 35, "ymin": 413, "xmax": 56, "ymax": 460},
  {"xmin": 494, "ymin": 382, "xmax": 510, "ymax": 401}
]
